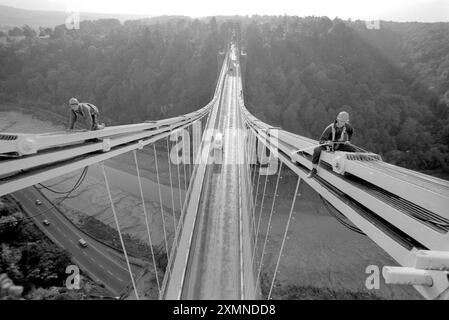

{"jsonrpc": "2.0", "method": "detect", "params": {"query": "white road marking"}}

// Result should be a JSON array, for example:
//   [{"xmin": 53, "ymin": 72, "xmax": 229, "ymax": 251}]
[
  {"xmin": 29, "ymin": 188, "xmax": 131, "ymax": 274},
  {"xmin": 16, "ymin": 189, "xmax": 127, "ymax": 295}
]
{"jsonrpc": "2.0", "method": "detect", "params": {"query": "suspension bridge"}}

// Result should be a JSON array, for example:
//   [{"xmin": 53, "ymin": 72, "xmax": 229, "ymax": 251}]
[{"xmin": 1, "ymin": 42, "xmax": 448, "ymax": 300}]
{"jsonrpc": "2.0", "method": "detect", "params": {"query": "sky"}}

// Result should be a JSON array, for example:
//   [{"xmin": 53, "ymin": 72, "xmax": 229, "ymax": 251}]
[{"xmin": 1, "ymin": 0, "xmax": 448, "ymax": 22}]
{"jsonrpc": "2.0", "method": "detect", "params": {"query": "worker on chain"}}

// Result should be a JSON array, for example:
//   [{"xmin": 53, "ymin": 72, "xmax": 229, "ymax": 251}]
[
  {"xmin": 307, "ymin": 111, "xmax": 356, "ymax": 178},
  {"xmin": 68, "ymin": 98, "xmax": 104, "ymax": 131}
]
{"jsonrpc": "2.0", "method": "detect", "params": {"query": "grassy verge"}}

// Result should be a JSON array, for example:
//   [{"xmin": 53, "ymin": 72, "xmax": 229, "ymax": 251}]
[
  {"xmin": 78, "ymin": 215, "xmax": 167, "ymax": 272},
  {"xmin": 259, "ymin": 272, "xmax": 381, "ymax": 300}
]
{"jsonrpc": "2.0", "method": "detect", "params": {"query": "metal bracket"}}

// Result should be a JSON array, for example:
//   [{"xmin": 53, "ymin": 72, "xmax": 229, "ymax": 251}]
[
  {"xmin": 17, "ymin": 136, "xmax": 38, "ymax": 156},
  {"xmin": 137, "ymin": 140, "xmax": 144, "ymax": 150},
  {"xmin": 102, "ymin": 138, "xmax": 111, "ymax": 152}
]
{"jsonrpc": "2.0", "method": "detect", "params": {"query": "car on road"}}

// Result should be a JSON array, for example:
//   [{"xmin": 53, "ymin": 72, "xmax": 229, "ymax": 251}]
[
  {"xmin": 78, "ymin": 238, "xmax": 88, "ymax": 248},
  {"xmin": 43, "ymin": 219, "xmax": 50, "ymax": 226},
  {"xmin": 35, "ymin": 199, "xmax": 42, "ymax": 205}
]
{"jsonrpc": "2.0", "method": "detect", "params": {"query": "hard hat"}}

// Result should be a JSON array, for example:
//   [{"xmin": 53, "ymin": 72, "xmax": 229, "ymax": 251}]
[
  {"xmin": 337, "ymin": 111, "xmax": 349, "ymax": 122},
  {"xmin": 69, "ymin": 98, "xmax": 79, "ymax": 106}
]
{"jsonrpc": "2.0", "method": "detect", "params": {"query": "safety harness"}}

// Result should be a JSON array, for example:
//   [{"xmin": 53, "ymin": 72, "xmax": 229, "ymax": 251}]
[
  {"xmin": 73, "ymin": 103, "xmax": 98, "ymax": 118},
  {"xmin": 332, "ymin": 124, "xmax": 347, "ymax": 142},
  {"xmin": 329, "ymin": 124, "xmax": 347, "ymax": 151}
]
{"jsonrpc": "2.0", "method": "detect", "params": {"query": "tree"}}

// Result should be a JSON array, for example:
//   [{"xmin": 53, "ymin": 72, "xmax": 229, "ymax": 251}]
[
  {"xmin": 0, "ymin": 16, "xmax": 448, "ymax": 174},
  {"xmin": 396, "ymin": 117, "xmax": 419, "ymax": 151},
  {"xmin": 27, "ymin": 74, "xmax": 46, "ymax": 98},
  {"xmin": 22, "ymin": 25, "xmax": 36, "ymax": 38},
  {"xmin": 19, "ymin": 241, "xmax": 71, "ymax": 288},
  {"xmin": 8, "ymin": 27, "xmax": 23, "ymax": 36},
  {"xmin": 282, "ymin": 105, "xmax": 299, "ymax": 132}
]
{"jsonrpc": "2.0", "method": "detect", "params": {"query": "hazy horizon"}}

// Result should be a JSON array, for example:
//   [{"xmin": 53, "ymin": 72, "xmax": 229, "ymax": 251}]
[{"xmin": 0, "ymin": 0, "xmax": 448, "ymax": 22}]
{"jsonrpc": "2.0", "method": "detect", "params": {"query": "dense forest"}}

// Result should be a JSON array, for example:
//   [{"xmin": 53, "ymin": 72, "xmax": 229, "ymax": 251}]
[
  {"xmin": 0, "ymin": 18, "xmax": 229, "ymax": 124},
  {"xmin": 241, "ymin": 17, "xmax": 449, "ymax": 174},
  {"xmin": 0, "ymin": 16, "xmax": 448, "ymax": 174}
]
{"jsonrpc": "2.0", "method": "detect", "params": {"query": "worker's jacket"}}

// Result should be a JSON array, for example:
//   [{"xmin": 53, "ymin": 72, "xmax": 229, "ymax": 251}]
[
  {"xmin": 69, "ymin": 103, "xmax": 99, "ymax": 130},
  {"xmin": 318, "ymin": 121, "xmax": 354, "ymax": 144}
]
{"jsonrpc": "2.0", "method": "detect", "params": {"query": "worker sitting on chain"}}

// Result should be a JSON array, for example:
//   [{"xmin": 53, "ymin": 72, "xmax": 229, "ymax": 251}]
[
  {"xmin": 307, "ymin": 111, "xmax": 356, "ymax": 178},
  {"xmin": 68, "ymin": 98, "xmax": 104, "ymax": 131}
]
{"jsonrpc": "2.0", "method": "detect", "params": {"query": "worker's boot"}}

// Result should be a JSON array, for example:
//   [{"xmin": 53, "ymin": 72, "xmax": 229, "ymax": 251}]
[
  {"xmin": 85, "ymin": 123, "xmax": 105, "ymax": 142},
  {"xmin": 307, "ymin": 168, "xmax": 317, "ymax": 179}
]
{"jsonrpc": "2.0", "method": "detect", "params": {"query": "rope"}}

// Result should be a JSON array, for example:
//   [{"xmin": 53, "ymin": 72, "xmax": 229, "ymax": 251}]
[
  {"xmin": 182, "ymin": 158, "xmax": 188, "ymax": 198},
  {"xmin": 100, "ymin": 162, "xmax": 139, "ymax": 300},
  {"xmin": 245, "ymin": 130, "xmax": 252, "ymax": 211},
  {"xmin": 251, "ymin": 153, "xmax": 262, "ymax": 245},
  {"xmin": 268, "ymin": 176, "xmax": 301, "ymax": 300},
  {"xmin": 349, "ymin": 143, "xmax": 371, "ymax": 154},
  {"xmin": 255, "ymin": 162, "xmax": 282, "ymax": 297},
  {"xmin": 252, "ymin": 166, "xmax": 269, "ymax": 267},
  {"xmin": 174, "ymin": 133, "xmax": 183, "ymax": 222},
  {"xmin": 37, "ymin": 175, "xmax": 79, "ymax": 188},
  {"xmin": 37, "ymin": 167, "xmax": 88, "ymax": 195},
  {"xmin": 187, "ymin": 125, "xmax": 193, "ymax": 183},
  {"xmin": 182, "ymin": 129, "xmax": 188, "ymax": 194},
  {"xmin": 192, "ymin": 121, "xmax": 199, "ymax": 173},
  {"xmin": 2, "ymin": 167, "xmax": 89, "ymax": 226},
  {"xmin": 182, "ymin": 125, "xmax": 193, "ymax": 192},
  {"xmin": 132, "ymin": 150, "xmax": 161, "ymax": 296},
  {"xmin": 249, "ymin": 148, "xmax": 262, "ymax": 275},
  {"xmin": 319, "ymin": 195, "xmax": 366, "ymax": 235},
  {"xmin": 166, "ymin": 135, "xmax": 177, "ymax": 247},
  {"xmin": 250, "ymin": 135, "xmax": 258, "ymax": 193},
  {"xmin": 252, "ymin": 146, "xmax": 262, "ymax": 214},
  {"xmin": 247, "ymin": 131, "xmax": 257, "ymax": 214},
  {"xmin": 37, "ymin": 170, "xmax": 85, "ymax": 193},
  {"xmin": 153, "ymin": 144, "xmax": 171, "ymax": 279}
]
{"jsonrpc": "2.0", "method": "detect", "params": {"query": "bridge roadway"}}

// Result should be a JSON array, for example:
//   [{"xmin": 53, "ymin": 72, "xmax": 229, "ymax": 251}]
[{"xmin": 180, "ymin": 46, "xmax": 255, "ymax": 299}]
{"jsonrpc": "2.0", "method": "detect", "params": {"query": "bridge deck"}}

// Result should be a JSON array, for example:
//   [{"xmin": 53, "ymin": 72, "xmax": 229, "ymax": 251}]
[{"xmin": 182, "ymin": 49, "xmax": 250, "ymax": 299}]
